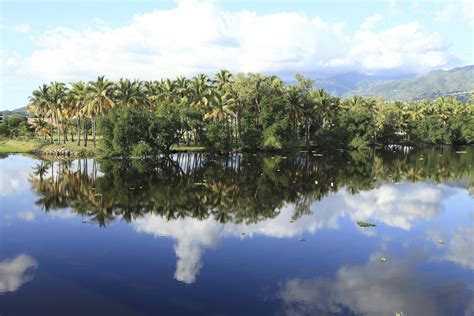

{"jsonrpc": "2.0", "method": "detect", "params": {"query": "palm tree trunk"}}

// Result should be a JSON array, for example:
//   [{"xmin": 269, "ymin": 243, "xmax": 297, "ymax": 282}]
[
  {"xmin": 77, "ymin": 118, "xmax": 81, "ymax": 146},
  {"xmin": 93, "ymin": 117, "xmax": 96, "ymax": 149},
  {"xmin": 84, "ymin": 118, "xmax": 88, "ymax": 147},
  {"xmin": 57, "ymin": 119, "xmax": 61, "ymax": 144},
  {"xmin": 49, "ymin": 120, "xmax": 54, "ymax": 144}
]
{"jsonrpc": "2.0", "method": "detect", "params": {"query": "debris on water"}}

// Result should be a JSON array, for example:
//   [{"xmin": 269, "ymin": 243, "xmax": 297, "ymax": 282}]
[
  {"xmin": 241, "ymin": 232, "xmax": 246, "ymax": 235},
  {"xmin": 437, "ymin": 240, "xmax": 444, "ymax": 244},
  {"xmin": 82, "ymin": 221, "xmax": 87, "ymax": 224},
  {"xmin": 380, "ymin": 256, "xmax": 387, "ymax": 262},
  {"xmin": 357, "ymin": 221, "xmax": 376, "ymax": 227},
  {"xmin": 299, "ymin": 238, "xmax": 305, "ymax": 241},
  {"xmin": 289, "ymin": 220, "xmax": 294, "ymax": 223}
]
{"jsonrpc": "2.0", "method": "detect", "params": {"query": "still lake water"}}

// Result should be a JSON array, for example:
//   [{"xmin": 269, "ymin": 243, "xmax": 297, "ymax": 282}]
[{"xmin": 0, "ymin": 147, "xmax": 473, "ymax": 316}]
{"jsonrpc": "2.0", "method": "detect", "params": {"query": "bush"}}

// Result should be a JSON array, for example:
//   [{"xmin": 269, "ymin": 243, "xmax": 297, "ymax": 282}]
[
  {"xmin": 241, "ymin": 126, "xmax": 263, "ymax": 151},
  {"xmin": 98, "ymin": 105, "xmax": 182, "ymax": 157},
  {"xmin": 202, "ymin": 124, "xmax": 232, "ymax": 151},
  {"xmin": 131, "ymin": 142, "xmax": 154, "ymax": 158}
]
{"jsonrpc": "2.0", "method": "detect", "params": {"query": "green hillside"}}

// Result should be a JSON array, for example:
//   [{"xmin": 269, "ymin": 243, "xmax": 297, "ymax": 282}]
[{"xmin": 347, "ymin": 65, "xmax": 474, "ymax": 101}]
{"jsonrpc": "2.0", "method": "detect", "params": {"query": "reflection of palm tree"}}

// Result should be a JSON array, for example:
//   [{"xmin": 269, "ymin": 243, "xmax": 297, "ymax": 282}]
[
  {"xmin": 32, "ymin": 162, "xmax": 50, "ymax": 182},
  {"xmin": 28, "ymin": 148, "xmax": 472, "ymax": 228}
]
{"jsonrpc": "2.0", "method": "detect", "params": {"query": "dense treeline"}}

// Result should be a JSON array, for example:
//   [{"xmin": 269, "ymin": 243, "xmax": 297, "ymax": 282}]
[
  {"xmin": 26, "ymin": 71, "xmax": 474, "ymax": 155},
  {"xmin": 29, "ymin": 148, "xmax": 473, "ymax": 227},
  {"xmin": 0, "ymin": 114, "xmax": 33, "ymax": 138}
]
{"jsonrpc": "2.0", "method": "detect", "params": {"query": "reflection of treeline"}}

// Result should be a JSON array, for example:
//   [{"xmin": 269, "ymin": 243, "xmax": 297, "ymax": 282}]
[{"xmin": 29, "ymin": 148, "xmax": 473, "ymax": 227}]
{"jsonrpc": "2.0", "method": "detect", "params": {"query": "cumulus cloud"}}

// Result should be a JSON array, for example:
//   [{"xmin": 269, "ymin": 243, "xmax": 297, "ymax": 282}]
[
  {"xmin": 0, "ymin": 158, "xmax": 30, "ymax": 197},
  {"xmin": 134, "ymin": 181, "xmax": 457, "ymax": 283},
  {"xmin": 0, "ymin": 254, "xmax": 38, "ymax": 293},
  {"xmin": 277, "ymin": 254, "xmax": 469, "ymax": 316},
  {"xmin": 445, "ymin": 225, "xmax": 474, "ymax": 269},
  {"xmin": 19, "ymin": 0, "xmax": 455, "ymax": 81}
]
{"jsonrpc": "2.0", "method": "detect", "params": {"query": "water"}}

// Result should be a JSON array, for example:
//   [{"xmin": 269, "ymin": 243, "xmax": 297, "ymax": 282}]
[{"xmin": 0, "ymin": 147, "xmax": 473, "ymax": 316}]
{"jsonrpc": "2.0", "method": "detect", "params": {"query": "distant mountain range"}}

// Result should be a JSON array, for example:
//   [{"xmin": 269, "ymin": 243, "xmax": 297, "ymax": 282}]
[
  {"xmin": 0, "ymin": 106, "xmax": 29, "ymax": 116},
  {"xmin": 316, "ymin": 65, "xmax": 474, "ymax": 101}
]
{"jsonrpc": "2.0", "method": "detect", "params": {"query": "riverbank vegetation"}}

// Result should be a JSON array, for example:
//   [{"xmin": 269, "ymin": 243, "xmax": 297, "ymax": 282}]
[{"xmin": 16, "ymin": 71, "xmax": 474, "ymax": 156}]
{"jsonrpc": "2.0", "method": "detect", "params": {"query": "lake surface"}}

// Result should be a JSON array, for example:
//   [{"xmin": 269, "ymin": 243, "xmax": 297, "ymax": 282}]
[{"xmin": 0, "ymin": 147, "xmax": 473, "ymax": 316}]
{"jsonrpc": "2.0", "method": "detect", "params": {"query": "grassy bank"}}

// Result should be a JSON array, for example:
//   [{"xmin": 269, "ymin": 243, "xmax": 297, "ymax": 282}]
[
  {"xmin": 0, "ymin": 138, "xmax": 208, "ymax": 156},
  {"xmin": 0, "ymin": 138, "xmax": 103, "ymax": 156}
]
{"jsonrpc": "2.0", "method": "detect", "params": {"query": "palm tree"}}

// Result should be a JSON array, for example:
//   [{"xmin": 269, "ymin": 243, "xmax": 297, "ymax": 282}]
[
  {"xmin": 84, "ymin": 76, "xmax": 115, "ymax": 148},
  {"xmin": 287, "ymin": 86, "xmax": 303, "ymax": 138},
  {"xmin": 214, "ymin": 69, "xmax": 232, "ymax": 91},
  {"xmin": 190, "ymin": 74, "xmax": 212, "ymax": 112},
  {"xmin": 28, "ymin": 84, "xmax": 53, "ymax": 143},
  {"xmin": 49, "ymin": 82, "xmax": 68, "ymax": 144},
  {"xmin": 70, "ymin": 81, "xmax": 88, "ymax": 146},
  {"xmin": 204, "ymin": 91, "xmax": 236, "ymax": 122}
]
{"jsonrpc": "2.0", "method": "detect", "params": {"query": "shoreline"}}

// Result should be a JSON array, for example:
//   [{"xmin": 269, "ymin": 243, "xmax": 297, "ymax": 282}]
[{"xmin": 1, "ymin": 138, "xmax": 472, "ymax": 158}]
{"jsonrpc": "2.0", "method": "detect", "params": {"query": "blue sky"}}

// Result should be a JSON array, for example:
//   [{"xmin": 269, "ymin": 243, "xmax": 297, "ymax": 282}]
[{"xmin": 1, "ymin": 0, "xmax": 473, "ymax": 110}]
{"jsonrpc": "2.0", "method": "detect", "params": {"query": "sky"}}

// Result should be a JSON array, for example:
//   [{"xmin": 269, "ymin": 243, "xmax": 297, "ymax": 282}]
[{"xmin": 0, "ymin": 0, "xmax": 473, "ymax": 110}]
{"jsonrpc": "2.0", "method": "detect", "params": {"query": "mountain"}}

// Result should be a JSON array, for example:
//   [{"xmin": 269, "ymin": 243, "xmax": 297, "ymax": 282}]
[
  {"xmin": 319, "ymin": 65, "xmax": 473, "ymax": 101},
  {"xmin": 0, "ymin": 106, "xmax": 30, "ymax": 117},
  {"xmin": 316, "ymin": 71, "xmax": 414, "ymax": 96}
]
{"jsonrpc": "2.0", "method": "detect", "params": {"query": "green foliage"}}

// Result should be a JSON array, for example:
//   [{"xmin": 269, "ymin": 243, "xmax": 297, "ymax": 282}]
[
  {"xmin": 99, "ymin": 105, "xmax": 181, "ymax": 157},
  {"xmin": 25, "ymin": 71, "xmax": 473, "ymax": 156},
  {"xmin": 0, "ymin": 114, "xmax": 33, "ymax": 138},
  {"xmin": 202, "ymin": 123, "xmax": 232, "ymax": 151},
  {"xmin": 259, "ymin": 95, "xmax": 292, "ymax": 150},
  {"xmin": 241, "ymin": 127, "xmax": 263, "ymax": 151},
  {"xmin": 357, "ymin": 221, "xmax": 376, "ymax": 227},
  {"xmin": 131, "ymin": 142, "xmax": 154, "ymax": 158}
]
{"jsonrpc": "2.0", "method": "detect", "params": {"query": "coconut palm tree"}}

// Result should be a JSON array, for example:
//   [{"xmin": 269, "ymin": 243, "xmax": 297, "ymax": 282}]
[
  {"xmin": 70, "ymin": 81, "xmax": 88, "ymax": 146},
  {"xmin": 214, "ymin": 69, "xmax": 232, "ymax": 91},
  {"xmin": 49, "ymin": 81, "xmax": 68, "ymax": 144},
  {"xmin": 287, "ymin": 86, "xmax": 303, "ymax": 138},
  {"xmin": 204, "ymin": 91, "xmax": 236, "ymax": 122},
  {"xmin": 84, "ymin": 76, "xmax": 115, "ymax": 148},
  {"xmin": 190, "ymin": 74, "xmax": 212, "ymax": 112},
  {"xmin": 28, "ymin": 84, "xmax": 54, "ymax": 143}
]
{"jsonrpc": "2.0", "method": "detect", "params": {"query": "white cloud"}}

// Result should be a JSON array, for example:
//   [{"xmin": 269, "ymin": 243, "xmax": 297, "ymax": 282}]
[
  {"xmin": 0, "ymin": 254, "xmax": 38, "ymax": 293},
  {"xmin": 0, "ymin": 157, "xmax": 30, "ymax": 197},
  {"xmin": 134, "ymin": 182, "xmax": 457, "ymax": 284},
  {"xmin": 10, "ymin": 24, "xmax": 31, "ymax": 33},
  {"xmin": 19, "ymin": 0, "xmax": 455, "ymax": 81},
  {"xmin": 277, "ymin": 254, "xmax": 468, "ymax": 315},
  {"xmin": 445, "ymin": 225, "xmax": 474, "ymax": 269}
]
